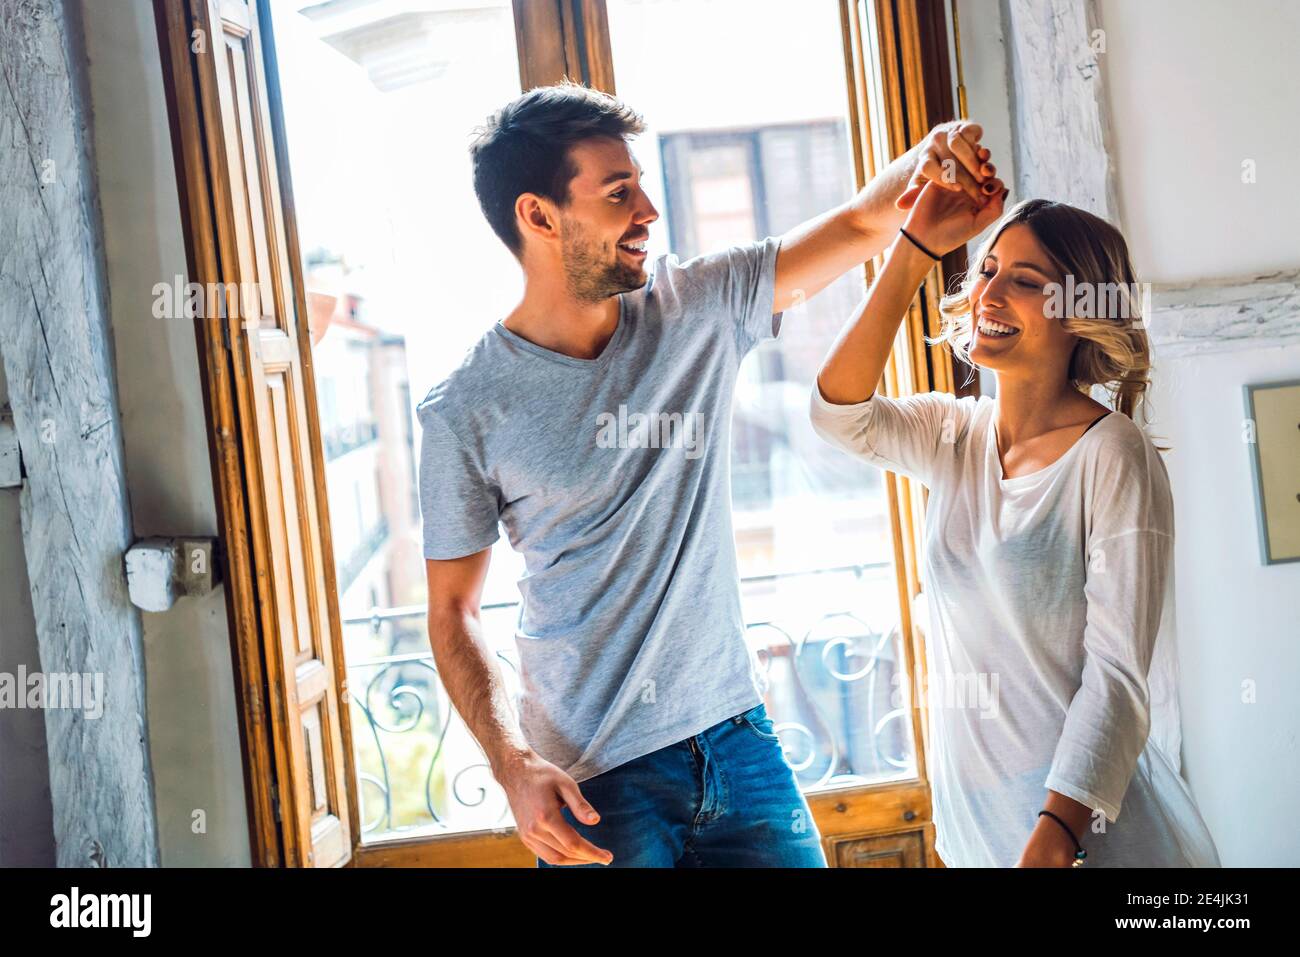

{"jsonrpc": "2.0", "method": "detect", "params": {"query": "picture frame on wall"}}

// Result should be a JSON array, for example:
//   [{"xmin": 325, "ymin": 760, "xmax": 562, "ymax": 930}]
[{"xmin": 1244, "ymin": 379, "xmax": 1300, "ymax": 565}]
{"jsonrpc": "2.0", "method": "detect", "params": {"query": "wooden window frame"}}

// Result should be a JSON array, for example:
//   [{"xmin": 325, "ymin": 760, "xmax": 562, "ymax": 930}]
[{"xmin": 155, "ymin": 0, "xmax": 966, "ymax": 867}]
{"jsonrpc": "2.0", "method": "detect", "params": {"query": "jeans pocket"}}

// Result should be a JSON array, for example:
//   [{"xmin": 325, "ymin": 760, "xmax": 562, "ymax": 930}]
[{"xmin": 739, "ymin": 703, "xmax": 781, "ymax": 743}]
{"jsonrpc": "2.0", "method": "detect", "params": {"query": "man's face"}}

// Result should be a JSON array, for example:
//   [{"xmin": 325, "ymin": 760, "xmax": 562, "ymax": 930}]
[{"xmin": 553, "ymin": 136, "xmax": 660, "ymax": 303}]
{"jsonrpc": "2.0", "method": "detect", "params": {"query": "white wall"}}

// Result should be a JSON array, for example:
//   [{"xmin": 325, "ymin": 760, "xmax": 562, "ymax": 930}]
[
  {"xmin": 1148, "ymin": 346, "xmax": 1299, "ymax": 866},
  {"xmin": 76, "ymin": 0, "xmax": 249, "ymax": 866},
  {"xmin": 1096, "ymin": 0, "xmax": 1300, "ymax": 866},
  {"xmin": 1098, "ymin": 0, "xmax": 1300, "ymax": 283}
]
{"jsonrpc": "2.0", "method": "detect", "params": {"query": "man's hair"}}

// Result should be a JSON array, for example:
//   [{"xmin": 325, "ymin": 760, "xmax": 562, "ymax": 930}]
[{"xmin": 470, "ymin": 81, "xmax": 645, "ymax": 257}]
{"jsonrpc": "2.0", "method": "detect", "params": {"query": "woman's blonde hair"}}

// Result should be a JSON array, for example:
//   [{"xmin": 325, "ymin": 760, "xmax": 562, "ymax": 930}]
[{"xmin": 933, "ymin": 198, "xmax": 1153, "ymax": 424}]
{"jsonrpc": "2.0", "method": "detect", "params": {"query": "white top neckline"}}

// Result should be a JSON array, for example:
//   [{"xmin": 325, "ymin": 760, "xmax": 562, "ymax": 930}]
[{"xmin": 993, "ymin": 409, "xmax": 1115, "ymax": 488}]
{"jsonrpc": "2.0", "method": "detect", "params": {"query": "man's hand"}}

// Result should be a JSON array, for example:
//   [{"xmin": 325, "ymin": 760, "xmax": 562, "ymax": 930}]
[
  {"xmin": 497, "ymin": 748, "xmax": 614, "ymax": 865},
  {"xmin": 896, "ymin": 120, "xmax": 997, "ymax": 211}
]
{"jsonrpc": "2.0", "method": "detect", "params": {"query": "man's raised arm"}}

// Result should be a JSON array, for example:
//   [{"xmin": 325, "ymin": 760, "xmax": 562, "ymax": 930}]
[{"xmin": 771, "ymin": 120, "xmax": 1002, "ymax": 314}]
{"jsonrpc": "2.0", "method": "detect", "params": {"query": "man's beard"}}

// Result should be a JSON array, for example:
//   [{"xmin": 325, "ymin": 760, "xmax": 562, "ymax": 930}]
[{"xmin": 560, "ymin": 215, "xmax": 647, "ymax": 303}]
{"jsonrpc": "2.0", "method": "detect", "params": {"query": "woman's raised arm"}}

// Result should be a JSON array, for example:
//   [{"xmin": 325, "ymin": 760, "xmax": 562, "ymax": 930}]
[{"xmin": 815, "ymin": 181, "xmax": 1006, "ymax": 406}]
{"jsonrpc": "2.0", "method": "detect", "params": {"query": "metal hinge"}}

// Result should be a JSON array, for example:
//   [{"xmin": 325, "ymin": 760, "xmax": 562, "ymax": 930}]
[
  {"xmin": 271, "ymin": 782, "xmax": 281, "ymax": 823},
  {"xmin": 221, "ymin": 320, "xmax": 232, "ymax": 351}
]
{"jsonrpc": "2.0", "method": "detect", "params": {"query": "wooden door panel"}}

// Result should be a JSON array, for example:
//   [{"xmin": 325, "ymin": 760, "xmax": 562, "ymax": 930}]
[
  {"xmin": 217, "ymin": 16, "xmax": 353, "ymax": 861},
  {"xmin": 167, "ymin": 0, "xmax": 353, "ymax": 867},
  {"xmin": 217, "ymin": 21, "xmax": 291, "ymax": 331},
  {"xmin": 829, "ymin": 829, "xmax": 926, "ymax": 868}
]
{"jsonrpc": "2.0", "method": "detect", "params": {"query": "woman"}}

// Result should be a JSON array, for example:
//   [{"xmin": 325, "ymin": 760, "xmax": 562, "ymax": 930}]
[{"xmin": 810, "ymin": 183, "xmax": 1221, "ymax": 867}]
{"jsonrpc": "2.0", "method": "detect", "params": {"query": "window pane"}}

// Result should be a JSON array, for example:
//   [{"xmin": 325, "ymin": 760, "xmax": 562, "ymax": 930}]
[
  {"xmin": 272, "ymin": 0, "xmax": 918, "ymax": 846},
  {"xmin": 608, "ymin": 0, "xmax": 917, "ymax": 790},
  {"xmin": 270, "ymin": 0, "xmax": 528, "ymax": 843}
]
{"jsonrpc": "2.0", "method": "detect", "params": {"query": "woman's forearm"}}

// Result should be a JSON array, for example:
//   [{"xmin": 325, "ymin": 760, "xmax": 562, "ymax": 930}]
[
  {"xmin": 815, "ymin": 235, "xmax": 935, "ymax": 405},
  {"xmin": 1018, "ymin": 790, "xmax": 1095, "ymax": 867}
]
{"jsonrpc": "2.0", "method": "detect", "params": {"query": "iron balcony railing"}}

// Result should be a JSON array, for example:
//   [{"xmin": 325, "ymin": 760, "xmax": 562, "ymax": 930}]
[{"xmin": 338, "ymin": 561, "xmax": 914, "ymax": 841}]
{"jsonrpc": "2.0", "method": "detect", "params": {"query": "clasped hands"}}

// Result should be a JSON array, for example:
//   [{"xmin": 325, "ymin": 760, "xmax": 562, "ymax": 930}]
[{"xmin": 899, "ymin": 120, "xmax": 1010, "ymax": 259}]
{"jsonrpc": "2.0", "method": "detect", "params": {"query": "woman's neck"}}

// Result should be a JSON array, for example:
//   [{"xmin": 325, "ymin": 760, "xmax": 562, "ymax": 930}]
[{"xmin": 992, "ymin": 373, "xmax": 1099, "ymax": 448}]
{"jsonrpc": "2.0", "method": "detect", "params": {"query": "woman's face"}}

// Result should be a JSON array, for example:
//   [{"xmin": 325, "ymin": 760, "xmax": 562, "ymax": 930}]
[{"xmin": 967, "ymin": 223, "xmax": 1078, "ymax": 375}]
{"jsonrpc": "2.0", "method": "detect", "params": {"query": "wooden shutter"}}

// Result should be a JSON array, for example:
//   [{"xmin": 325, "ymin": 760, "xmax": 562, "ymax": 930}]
[
  {"xmin": 840, "ymin": 0, "xmax": 969, "ymax": 865},
  {"xmin": 513, "ymin": 0, "xmax": 615, "ymax": 91},
  {"xmin": 155, "ymin": 0, "xmax": 354, "ymax": 867}
]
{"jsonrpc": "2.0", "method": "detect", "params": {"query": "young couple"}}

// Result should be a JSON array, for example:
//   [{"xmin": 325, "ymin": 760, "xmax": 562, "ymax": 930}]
[{"xmin": 417, "ymin": 82, "xmax": 1220, "ymax": 868}]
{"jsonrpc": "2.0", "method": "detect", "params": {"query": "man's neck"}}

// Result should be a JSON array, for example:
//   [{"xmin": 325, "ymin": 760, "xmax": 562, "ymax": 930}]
[{"xmin": 502, "ymin": 275, "xmax": 621, "ymax": 361}]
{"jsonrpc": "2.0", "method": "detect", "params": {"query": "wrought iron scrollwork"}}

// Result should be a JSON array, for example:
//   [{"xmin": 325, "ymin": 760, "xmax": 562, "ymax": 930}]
[{"xmin": 341, "ymin": 563, "xmax": 912, "ymax": 840}]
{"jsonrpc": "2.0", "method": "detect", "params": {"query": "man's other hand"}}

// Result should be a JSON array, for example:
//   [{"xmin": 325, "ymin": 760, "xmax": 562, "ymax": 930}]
[{"xmin": 498, "ymin": 748, "xmax": 615, "ymax": 865}]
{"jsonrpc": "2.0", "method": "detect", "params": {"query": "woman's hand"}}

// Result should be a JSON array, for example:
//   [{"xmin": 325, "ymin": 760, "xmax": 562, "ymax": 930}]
[
  {"xmin": 902, "ymin": 178, "xmax": 1008, "ymax": 258},
  {"xmin": 813, "ymin": 163, "xmax": 1006, "ymax": 408}
]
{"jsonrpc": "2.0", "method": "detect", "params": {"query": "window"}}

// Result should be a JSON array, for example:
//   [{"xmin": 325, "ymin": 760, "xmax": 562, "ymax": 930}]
[{"xmin": 163, "ymin": 0, "xmax": 958, "ymax": 866}]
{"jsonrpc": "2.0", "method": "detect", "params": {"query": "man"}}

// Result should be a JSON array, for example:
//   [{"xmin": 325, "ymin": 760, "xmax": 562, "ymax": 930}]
[{"xmin": 418, "ymin": 81, "xmax": 1001, "ymax": 867}]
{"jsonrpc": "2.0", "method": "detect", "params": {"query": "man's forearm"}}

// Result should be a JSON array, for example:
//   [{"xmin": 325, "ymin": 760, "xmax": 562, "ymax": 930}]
[
  {"xmin": 845, "ymin": 140, "xmax": 922, "ymax": 244},
  {"xmin": 428, "ymin": 606, "xmax": 531, "ymax": 778},
  {"xmin": 772, "ymin": 141, "xmax": 940, "ymax": 314}
]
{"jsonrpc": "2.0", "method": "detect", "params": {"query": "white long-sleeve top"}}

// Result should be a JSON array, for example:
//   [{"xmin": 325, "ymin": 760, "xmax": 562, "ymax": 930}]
[{"xmin": 810, "ymin": 385, "xmax": 1221, "ymax": 867}]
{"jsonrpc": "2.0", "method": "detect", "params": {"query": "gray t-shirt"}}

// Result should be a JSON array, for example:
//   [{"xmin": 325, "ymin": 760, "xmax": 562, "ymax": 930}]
[{"xmin": 417, "ymin": 236, "xmax": 784, "ymax": 782}]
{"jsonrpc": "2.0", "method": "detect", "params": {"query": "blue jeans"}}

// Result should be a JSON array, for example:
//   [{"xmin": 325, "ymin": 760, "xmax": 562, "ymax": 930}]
[{"xmin": 536, "ymin": 703, "xmax": 828, "ymax": 867}]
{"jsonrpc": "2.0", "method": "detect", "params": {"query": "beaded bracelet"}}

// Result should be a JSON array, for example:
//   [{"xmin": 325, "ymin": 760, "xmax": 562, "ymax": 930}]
[{"xmin": 1038, "ymin": 809, "xmax": 1088, "ymax": 867}]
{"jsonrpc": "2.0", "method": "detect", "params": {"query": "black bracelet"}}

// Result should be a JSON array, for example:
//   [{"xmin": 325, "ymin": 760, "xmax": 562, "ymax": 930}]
[
  {"xmin": 898, "ymin": 227, "xmax": 942, "ymax": 262},
  {"xmin": 1038, "ymin": 810, "xmax": 1088, "ymax": 867}
]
